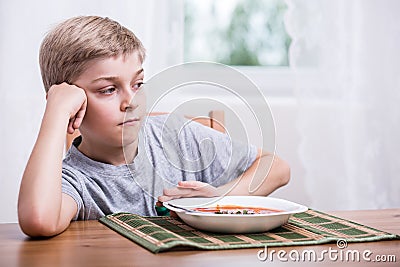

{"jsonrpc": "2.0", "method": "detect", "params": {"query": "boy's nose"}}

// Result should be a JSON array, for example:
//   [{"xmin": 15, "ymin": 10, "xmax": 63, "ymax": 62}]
[{"xmin": 120, "ymin": 89, "xmax": 138, "ymax": 111}]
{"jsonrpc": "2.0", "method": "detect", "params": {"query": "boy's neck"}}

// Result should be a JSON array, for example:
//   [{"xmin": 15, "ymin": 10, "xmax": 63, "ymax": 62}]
[{"xmin": 77, "ymin": 140, "xmax": 138, "ymax": 166}]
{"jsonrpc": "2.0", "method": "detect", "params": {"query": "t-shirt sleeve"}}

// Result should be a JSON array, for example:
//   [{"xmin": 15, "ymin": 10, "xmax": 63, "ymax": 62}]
[
  {"xmin": 61, "ymin": 167, "xmax": 84, "ymax": 221},
  {"xmin": 160, "ymin": 115, "xmax": 258, "ymax": 187}
]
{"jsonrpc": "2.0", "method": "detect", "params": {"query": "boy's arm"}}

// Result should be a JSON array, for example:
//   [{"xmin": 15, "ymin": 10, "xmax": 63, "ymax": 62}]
[
  {"xmin": 18, "ymin": 83, "xmax": 87, "ymax": 237},
  {"xmin": 217, "ymin": 149, "xmax": 290, "ymax": 195},
  {"xmin": 158, "ymin": 149, "xmax": 290, "ymax": 201}
]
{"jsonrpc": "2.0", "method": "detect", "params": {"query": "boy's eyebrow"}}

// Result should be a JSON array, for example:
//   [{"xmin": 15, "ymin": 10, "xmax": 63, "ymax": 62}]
[{"xmin": 91, "ymin": 68, "xmax": 144, "ymax": 83}]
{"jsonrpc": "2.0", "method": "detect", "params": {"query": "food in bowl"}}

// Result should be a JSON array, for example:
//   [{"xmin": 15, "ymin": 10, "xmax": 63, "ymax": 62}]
[{"xmin": 193, "ymin": 205, "xmax": 283, "ymax": 214}]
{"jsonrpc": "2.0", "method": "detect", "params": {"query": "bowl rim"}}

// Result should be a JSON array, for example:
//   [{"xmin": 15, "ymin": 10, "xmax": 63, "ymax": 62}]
[{"xmin": 163, "ymin": 196, "xmax": 308, "ymax": 217}]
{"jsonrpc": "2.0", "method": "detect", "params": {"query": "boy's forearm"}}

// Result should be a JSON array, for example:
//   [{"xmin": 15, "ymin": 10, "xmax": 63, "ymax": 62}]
[
  {"xmin": 217, "ymin": 152, "xmax": 290, "ymax": 196},
  {"xmin": 18, "ymin": 106, "xmax": 69, "ymax": 236}
]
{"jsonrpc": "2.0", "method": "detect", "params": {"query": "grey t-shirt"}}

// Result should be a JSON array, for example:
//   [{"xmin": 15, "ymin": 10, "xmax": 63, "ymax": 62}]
[{"xmin": 62, "ymin": 114, "xmax": 257, "ymax": 220}]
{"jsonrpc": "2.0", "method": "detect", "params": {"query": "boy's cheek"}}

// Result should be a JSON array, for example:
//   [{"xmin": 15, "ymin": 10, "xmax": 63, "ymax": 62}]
[{"xmin": 133, "ymin": 91, "xmax": 146, "ymax": 107}]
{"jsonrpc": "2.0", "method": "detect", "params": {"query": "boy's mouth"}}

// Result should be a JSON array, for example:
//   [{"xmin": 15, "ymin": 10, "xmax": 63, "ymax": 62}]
[{"xmin": 119, "ymin": 117, "xmax": 140, "ymax": 126}]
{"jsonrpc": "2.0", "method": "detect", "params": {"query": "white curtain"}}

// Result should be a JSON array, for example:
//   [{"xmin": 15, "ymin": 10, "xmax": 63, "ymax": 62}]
[
  {"xmin": 0, "ymin": 0, "xmax": 183, "ymax": 222},
  {"xmin": 285, "ymin": 0, "xmax": 400, "ymax": 210}
]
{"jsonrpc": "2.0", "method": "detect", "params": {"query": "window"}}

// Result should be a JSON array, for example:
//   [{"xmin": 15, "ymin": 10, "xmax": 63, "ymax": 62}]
[
  {"xmin": 184, "ymin": 0, "xmax": 294, "ymax": 96},
  {"xmin": 184, "ymin": 0, "xmax": 291, "ymax": 67}
]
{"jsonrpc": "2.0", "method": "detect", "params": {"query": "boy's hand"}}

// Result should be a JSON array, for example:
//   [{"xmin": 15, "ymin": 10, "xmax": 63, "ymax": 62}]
[
  {"xmin": 158, "ymin": 181, "xmax": 220, "ymax": 202},
  {"xmin": 46, "ymin": 82, "xmax": 87, "ymax": 134}
]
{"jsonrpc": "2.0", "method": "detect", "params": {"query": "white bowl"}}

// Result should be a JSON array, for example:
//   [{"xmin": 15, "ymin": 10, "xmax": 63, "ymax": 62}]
[{"xmin": 163, "ymin": 196, "xmax": 308, "ymax": 233}]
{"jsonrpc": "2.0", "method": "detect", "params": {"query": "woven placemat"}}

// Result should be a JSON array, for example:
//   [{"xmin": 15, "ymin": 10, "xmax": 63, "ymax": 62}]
[{"xmin": 99, "ymin": 209, "xmax": 399, "ymax": 253}]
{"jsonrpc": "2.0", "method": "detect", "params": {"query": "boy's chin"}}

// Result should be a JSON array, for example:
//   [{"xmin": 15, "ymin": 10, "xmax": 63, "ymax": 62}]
[
  {"xmin": 120, "ymin": 123, "xmax": 142, "ymax": 146},
  {"xmin": 121, "ymin": 134, "xmax": 139, "ymax": 147}
]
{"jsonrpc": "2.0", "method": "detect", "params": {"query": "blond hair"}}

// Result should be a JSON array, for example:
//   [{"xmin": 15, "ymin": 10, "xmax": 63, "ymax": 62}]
[{"xmin": 39, "ymin": 16, "xmax": 146, "ymax": 92}]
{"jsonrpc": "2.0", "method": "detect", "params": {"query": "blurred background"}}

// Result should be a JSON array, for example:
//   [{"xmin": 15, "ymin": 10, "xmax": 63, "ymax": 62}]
[{"xmin": 0, "ymin": 0, "xmax": 399, "ymax": 222}]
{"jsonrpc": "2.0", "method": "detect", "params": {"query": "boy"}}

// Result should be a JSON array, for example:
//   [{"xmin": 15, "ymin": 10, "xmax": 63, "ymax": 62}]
[{"xmin": 18, "ymin": 16, "xmax": 290, "ymax": 237}]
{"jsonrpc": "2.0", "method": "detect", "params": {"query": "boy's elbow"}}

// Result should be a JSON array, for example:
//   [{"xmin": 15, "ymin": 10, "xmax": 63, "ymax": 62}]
[
  {"xmin": 18, "ymin": 209, "xmax": 61, "ymax": 237},
  {"xmin": 276, "ymin": 157, "xmax": 291, "ymax": 187},
  {"xmin": 20, "ymin": 218, "xmax": 60, "ymax": 238},
  {"xmin": 281, "ymin": 162, "xmax": 291, "ymax": 186}
]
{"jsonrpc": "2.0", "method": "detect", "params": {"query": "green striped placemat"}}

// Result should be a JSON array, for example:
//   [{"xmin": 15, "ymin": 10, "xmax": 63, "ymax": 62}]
[{"xmin": 99, "ymin": 209, "xmax": 399, "ymax": 253}]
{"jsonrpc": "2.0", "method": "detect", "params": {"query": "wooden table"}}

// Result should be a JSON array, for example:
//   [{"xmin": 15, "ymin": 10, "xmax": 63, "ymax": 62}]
[{"xmin": 1, "ymin": 209, "xmax": 399, "ymax": 267}]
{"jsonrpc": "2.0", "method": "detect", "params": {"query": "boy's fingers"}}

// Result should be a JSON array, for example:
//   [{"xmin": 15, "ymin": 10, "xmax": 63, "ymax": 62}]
[
  {"xmin": 158, "ymin": 195, "xmax": 174, "ymax": 202},
  {"xmin": 163, "ymin": 187, "xmax": 193, "ymax": 197},
  {"xmin": 73, "ymin": 101, "xmax": 87, "ymax": 129},
  {"xmin": 67, "ymin": 118, "xmax": 75, "ymax": 134},
  {"xmin": 177, "ymin": 180, "xmax": 205, "ymax": 189},
  {"xmin": 73, "ymin": 116, "xmax": 83, "ymax": 129},
  {"xmin": 161, "ymin": 181, "xmax": 218, "ymax": 200}
]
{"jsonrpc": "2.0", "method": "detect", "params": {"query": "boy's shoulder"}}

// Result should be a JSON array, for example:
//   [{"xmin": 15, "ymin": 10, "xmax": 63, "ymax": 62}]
[
  {"xmin": 142, "ymin": 113, "xmax": 189, "ymax": 134},
  {"xmin": 141, "ymin": 113, "xmax": 209, "ymax": 150},
  {"xmin": 144, "ymin": 113, "xmax": 185, "ymax": 124}
]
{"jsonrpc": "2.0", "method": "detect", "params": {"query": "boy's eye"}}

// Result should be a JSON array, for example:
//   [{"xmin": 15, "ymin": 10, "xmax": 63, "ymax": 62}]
[
  {"xmin": 133, "ymin": 82, "xmax": 144, "ymax": 90},
  {"xmin": 99, "ymin": 87, "xmax": 116, "ymax": 95}
]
